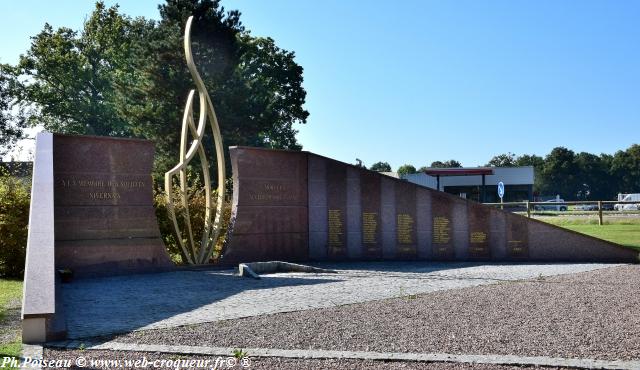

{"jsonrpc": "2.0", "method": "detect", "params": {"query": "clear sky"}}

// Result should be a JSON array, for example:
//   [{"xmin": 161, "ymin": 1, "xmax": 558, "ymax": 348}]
[{"xmin": 1, "ymin": 0, "xmax": 639, "ymax": 169}]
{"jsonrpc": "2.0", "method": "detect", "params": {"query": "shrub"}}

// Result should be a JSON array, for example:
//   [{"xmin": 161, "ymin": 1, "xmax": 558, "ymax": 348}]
[
  {"xmin": 154, "ymin": 176, "xmax": 232, "ymax": 265},
  {"xmin": 0, "ymin": 169, "xmax": 30, "ymax": 278}
]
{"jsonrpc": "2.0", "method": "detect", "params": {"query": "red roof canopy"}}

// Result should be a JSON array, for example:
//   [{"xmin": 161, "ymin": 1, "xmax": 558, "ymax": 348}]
[{"xmin": 423, "ymin": 168, "xmax": 493, "ymax": 176}]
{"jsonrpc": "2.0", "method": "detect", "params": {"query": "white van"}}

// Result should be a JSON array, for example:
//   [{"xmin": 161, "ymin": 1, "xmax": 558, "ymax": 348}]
[{"xmin": 615, "ymin": 193, "xmax": 640, "ymax": 211}]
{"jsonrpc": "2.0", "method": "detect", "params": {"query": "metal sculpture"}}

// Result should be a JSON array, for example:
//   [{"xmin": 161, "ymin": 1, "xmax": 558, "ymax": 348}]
[{"xmin": 164, "ymin": 16, "xmax": 226, "ymax": 264}]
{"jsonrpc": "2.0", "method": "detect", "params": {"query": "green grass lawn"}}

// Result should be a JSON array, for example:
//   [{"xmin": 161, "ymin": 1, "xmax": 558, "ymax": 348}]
[
  {"xmin": 537, "ymin": 217, "xmax": 640, "ymax": 250},
  {"xmin": 0, "ymin": 279, "xmax": 22, "ymax": 367}
]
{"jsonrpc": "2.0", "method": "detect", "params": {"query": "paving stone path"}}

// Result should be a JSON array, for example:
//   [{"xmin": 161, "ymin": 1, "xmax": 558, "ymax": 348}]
[{"xmin": 62, "ymin": 262, "xmax": 621, "ymax": 339}]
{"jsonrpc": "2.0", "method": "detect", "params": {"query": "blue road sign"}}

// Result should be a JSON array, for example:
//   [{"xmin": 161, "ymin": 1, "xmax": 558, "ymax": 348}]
[{"xmin": 498, "ymin": 181, "xmax": 505, "ymax": 199}]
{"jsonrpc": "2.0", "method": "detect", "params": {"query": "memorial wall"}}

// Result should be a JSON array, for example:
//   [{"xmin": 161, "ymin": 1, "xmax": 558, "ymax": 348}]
[
  {"xmin": 223, "ymin": 147, "xmax": 639, "ymax": 264},
  {"xmin": 53, "ymin": 134, "xmax": 173, "ymax": 276}
]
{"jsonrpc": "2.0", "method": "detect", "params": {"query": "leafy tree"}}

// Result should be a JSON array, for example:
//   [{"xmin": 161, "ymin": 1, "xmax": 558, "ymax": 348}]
[
  {"xmin": 123, "ymin": 0, "xmax": 308, "ymax": 176},
  {"xmin": 0, "ymin": 66, "xmax": 24, "ymax": 156},
  {"xmin": 369, "ymin": 161, "xmax": 391, "ymax": 172},
  {"xmin": 538, "ymin": 147, "xmax": 580, "ymax": 199},
  {"xmin": 10, "ymin": 3, "xmax": 144, "ymax": 136},
  {"xmin": 515, "ymin": 154, "xmax": 544, "ymax": 168},
  {"xmin": 430, "ymin": 160, "xmax": 462, "ymax": 168},
  {"xmin": 574, "ymin": 152, "xmax": 610, "ymax": 200},
  {"xmin": 486, "ymin": 152, "xmax": 517, "ymax": 167},
  {"xmin": 514, "ymin": 154, "xmax": 544, "ymax": 194},
  {"xmin": 7, "ymin": 0, "xmax": 309, "ymax": 177},
  {"xmin": 397, "ymin": 164, "xmax": 417, "ymax": 176},
  {"xmin": 611, "ymin": 144, "xmax": 640, "ymax": 194}
]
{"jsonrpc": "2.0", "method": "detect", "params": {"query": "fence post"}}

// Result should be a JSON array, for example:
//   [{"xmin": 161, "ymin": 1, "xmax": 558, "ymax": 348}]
[
  {"xmin": 526, "ymin": 201, "xmax": 531, "ymax": 218},
  {"xmin": 598, "ymin": 201, "xmax": 603, "ymax": 225}
]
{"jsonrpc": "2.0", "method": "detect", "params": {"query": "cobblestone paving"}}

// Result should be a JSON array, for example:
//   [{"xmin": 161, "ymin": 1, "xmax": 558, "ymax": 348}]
[{"xmin": 62, "ymin": 262, "xmax": 621, "ymax": 339}]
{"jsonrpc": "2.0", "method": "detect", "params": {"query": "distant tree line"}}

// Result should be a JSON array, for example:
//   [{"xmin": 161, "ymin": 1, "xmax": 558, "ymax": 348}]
[{"xmin": 368, "ymin": 144, "xmax": 640, "ymax": 200}]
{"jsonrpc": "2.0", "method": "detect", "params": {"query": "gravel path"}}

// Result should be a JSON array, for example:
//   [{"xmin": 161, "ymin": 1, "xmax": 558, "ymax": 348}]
[
  {"xmin": 62, "ymin": 262, "xmax": 616, "ymax": 338},
  {"xmin": 42, "ymin": 349, "xmax": 563, "ymax": 370},
  {"xmin": 109, "ymin": 264, "xmax": 640, "ymax": 362},
  {"xmin": 0, "ymin": 296, "xmax": 22, "ymax": 345}
]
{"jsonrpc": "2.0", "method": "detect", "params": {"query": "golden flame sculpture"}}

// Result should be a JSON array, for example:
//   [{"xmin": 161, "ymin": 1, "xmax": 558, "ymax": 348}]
[{"xmin": 164, "ymin": 16, "xmax": 226, "ymax": 265}]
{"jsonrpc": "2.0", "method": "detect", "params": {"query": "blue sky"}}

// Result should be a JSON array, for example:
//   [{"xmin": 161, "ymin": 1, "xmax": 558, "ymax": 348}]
[{"xmin": 1, "ymin": 1, "xmax": 639, "ymax": 168}]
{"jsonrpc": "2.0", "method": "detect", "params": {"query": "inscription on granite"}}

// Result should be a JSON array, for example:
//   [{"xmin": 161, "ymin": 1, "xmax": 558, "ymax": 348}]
[
  {"xmin": 328, "ymin": 209, "xmax": 344, "ymax": 249},
  {"xmin": 327, "ymin": 161, "xmax": 347, "ymax": 258},
  {"xmin": 223, "ymin": 147, "xmax": 309, "ymax": 263},
  {"xmin": 431, "ymin": 191, "xmax": 455, "ymax": 259},
  {"xmin": 433, "ymin": 217, "xmax": 450, "ymax": 243},
  {"xmin": 53, "ymin": 134, "xmax": 172, "ymax": 276},
  {"xmin": 362, "ymin": 212, "xmax": 378, "ymax": 244},
  {"xmin": 507, "ymin": 215, "xmax": 529, "ymax": 258},
  {"xmin": 397, "ymin": 214, "xmax": 414, "ymax": 244},
  {"xmin": 56, "ymin": 175, "xmax": 148, "ymax": 204},
  {"xmin": 468, "ymin": 204, "xmax": 491, "ymax": 259},
  {"xmin": 395, "ymin": 181, "xmax": 417, "ymax": 256},
  {"xmin": 225, "ymin": 147, "xmax": 640, "ymax": 264},
  {"xmin": 360, "ymin": 171, "xmax": 381, "ymax": 258}
]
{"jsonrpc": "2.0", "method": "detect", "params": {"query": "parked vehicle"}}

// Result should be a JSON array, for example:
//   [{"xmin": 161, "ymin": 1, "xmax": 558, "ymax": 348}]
[
  {"xmin": 574, "ymin": 204, "xmax": 598, "ymax": 211},
  {"xmin": 614, "ymin": 193, "xmax": 640, "ymax": 211},
  {"xmin": 534, "ymin": 199, "xmax": 567, "ymax": 211}
]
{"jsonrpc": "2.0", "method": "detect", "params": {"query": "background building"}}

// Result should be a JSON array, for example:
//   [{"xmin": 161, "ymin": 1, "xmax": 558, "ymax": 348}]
[{"xmin": 392, "ymin": 167, "xmax": 534, "ymax": 203}]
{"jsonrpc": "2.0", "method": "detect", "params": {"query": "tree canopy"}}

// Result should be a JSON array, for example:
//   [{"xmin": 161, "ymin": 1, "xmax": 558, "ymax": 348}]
[
  {"xmin": 397, "ymin": 164, "xmax": 417, "ymax": 176},
  {"xmin": 0, "ymin": 67, "xmax": 23, "ymax": 156},
  {"xmin": 2, "ymin": 0, "xmax": 308, "ymax": 176},
  {"xmin": 486, "ymin": 152, "xmax": 517, "ymax": 167},
  {"xmin": 430, "ymin": 160, "xmax": 462, "ymax": 168},
  {"xmin": 369, "ymin": 161, "xmax": 391, "ymax": 172}
]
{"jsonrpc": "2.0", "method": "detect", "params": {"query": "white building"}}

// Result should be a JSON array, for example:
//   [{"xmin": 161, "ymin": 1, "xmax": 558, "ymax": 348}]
[{"xmin": 392, "ymin": 167, "xmax": 534, "ymax": 203}]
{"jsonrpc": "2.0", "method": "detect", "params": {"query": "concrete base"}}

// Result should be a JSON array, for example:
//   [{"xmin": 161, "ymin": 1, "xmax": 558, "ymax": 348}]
[{"xmin": 22, "ymin": 318, "xmax": 46, "ymax": 344}]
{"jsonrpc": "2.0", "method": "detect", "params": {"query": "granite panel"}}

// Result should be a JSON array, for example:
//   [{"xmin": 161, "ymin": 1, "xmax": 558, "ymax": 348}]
[
  {"xmin": 506, "ymin": 214, "xmax": 529, "ymax": 259},
  {"xmin": 52, "ymin": 134, "xmax": 172, "ymax": 276},
  {"xmin": 326, "ymin": 160, "xmax": 348, "ymax": 259},
  {"xmin": 360, "ymin": 171, "xmax": 382, "ymax": 259},
  {"xmin": 223, "ymin": 147, "xmax": 309, "ymax": 264},
  {"xmin": 431, "ymin": 191, "xmax": 455, "ymax": 260},
  {"xmin": 395, "ymin": 180, "xmax": 417, "ymax": 258},
  {"xmin": 225, "ymin": 147, "xmax": 638, "ymax": 264},
  {"xmin": 416, "ymin": 188, "xmax": 432, "ymax": 259},
  {"xmin": 467, "ymin": 202, "xmax": 492, "ymax": 260},
  {"xmin": 380, "ymin": 177, "xmax": 396, "ymax": 259}
]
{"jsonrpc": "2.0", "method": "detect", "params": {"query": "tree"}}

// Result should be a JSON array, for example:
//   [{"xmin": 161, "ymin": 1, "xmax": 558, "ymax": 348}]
[
  {"xmin": 538, "ymin": 147, "xmax": 580, "ymax": 199},
  {"xmin": 515, "ymin": 154, "xmax": 544, "ymax": 194},
  {"xmin": 430, "ymin": 160, "xmax": 462, "ymax": 168},
  {"xmin": 0, "ymin": 66, "xmax": 24, "ymax": 156},
  {"xmin": 7, "ymin": 0, "xmax": 309, "ymax": 177},
  {"xmin": 397, "ymin": 164, "xmax": 417, "ymax": 176},
  {"xmin": 369, "ymin": 161, "xmax": 391, "ymax": 172},
  {"xmin": 611, "ymin": 144, "xmax": 640, "ymax": 194},
  {"xmin": 486, "ymin": 152, "xmax": 517, "ymax": 167},
  {"xmin": 124, "ymin": 0, "xmax": 308, "ymax": 176},
  {"xmin": 573, "ymin": 152, "xmax": 610, "ymax": 200},
  {"xmin": 10, "ymin": 3, "xmax": 144, "ymax": 136}
]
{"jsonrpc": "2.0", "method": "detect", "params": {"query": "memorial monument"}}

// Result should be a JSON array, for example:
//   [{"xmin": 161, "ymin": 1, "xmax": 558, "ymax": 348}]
[
  {"xmin": 222, "ymin": 147, "xmax": 639, "ymax": 264},
  {"xmin": 22, "ymin": 13, "xmax": 638, "ymax": 344},
  {"xmin": 163, "ymin": 16, "xmax": 227, "ymax": 265}
]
